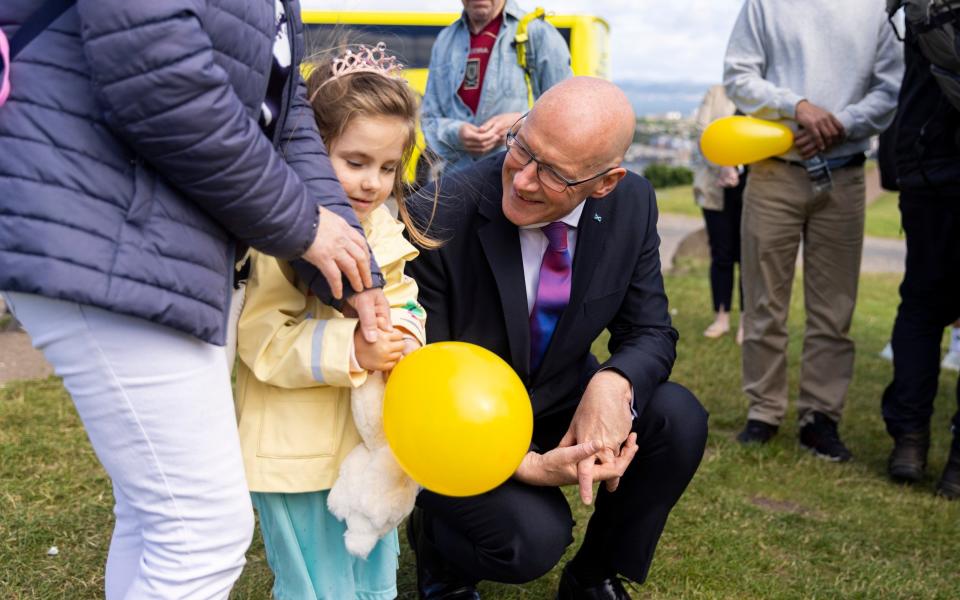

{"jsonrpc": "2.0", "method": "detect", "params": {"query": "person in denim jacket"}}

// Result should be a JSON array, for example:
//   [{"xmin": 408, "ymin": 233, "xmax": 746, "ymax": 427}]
[{"xmin": 422, "ymin": 0, "xmax": 572, "ymax": 173}]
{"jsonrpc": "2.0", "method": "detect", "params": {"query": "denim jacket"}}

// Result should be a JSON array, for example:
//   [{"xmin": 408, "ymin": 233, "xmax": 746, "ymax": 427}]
[{"xmin": 421, "ymin": 0, "xmax": 572, "ymax": 171}]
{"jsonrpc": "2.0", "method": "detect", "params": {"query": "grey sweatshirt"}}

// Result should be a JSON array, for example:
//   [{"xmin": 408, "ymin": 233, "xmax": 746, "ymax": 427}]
[{"xmin": 723, "ymin": 0, "xmax": 903, "ymax": 160}]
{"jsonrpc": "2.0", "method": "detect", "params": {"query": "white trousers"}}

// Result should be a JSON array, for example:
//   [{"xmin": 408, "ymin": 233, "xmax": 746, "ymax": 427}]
[{"xmin": 4, "ymin": 292, "xmax": 254, "ymax": 599}]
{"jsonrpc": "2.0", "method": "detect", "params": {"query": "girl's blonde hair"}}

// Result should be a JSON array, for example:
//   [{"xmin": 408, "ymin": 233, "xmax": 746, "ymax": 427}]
[{"xmin": 304, "ymin": 49, "xmax": 439, "ymax": 249}]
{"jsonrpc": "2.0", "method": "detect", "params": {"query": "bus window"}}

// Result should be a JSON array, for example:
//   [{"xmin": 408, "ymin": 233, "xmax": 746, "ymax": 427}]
[{"xmin": 303, "ymin": 24, "xmax": 444, "ymax": 70}]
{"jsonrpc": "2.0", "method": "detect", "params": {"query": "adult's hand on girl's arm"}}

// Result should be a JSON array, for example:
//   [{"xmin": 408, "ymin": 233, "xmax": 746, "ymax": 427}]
[
  {"xmin": 302, "ymin": 207, "xmax": 372, "ymax": 298},
  {"xmin": 341, "ymin": 289, "xmax": 392, "ymax": 344}
]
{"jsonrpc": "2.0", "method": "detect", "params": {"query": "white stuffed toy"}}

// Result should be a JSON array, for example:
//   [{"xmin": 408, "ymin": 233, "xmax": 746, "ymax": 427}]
[{"xmin": 327, "ymin": 371, "xmax": 420, "ymax": 558}]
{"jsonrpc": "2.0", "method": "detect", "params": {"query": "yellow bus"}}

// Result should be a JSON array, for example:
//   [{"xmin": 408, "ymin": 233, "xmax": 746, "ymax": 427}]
[{"xmin": 298, "ymin": 8, "xmax": 611, "ymax": 181}]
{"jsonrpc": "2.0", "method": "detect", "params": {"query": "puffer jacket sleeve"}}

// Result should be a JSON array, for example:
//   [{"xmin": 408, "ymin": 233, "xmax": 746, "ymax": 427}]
[
  {"xmin": 279, "ymin": 11, "xmax": 383, "ymax": 301},
  {"xmin": 75, "ymin": 0, "xmax": 326, "ymax": 261},
  {"xmin": 238, "ymin": 252, "xmax": 367, "ymax": 390}
]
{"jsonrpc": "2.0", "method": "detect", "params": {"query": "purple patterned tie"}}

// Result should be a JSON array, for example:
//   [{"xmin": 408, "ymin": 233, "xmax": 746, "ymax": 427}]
[{"xmin": 530, "ymin": 222, "xmax": 572, "ymax": 372}]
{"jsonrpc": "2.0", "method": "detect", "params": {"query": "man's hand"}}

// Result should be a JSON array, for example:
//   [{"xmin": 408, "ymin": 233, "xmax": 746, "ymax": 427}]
[
  {"xmin": 479, "ymin": 112, "xmax": 524, "ymax": 144},
  {"xmin": 302, "ymin": 206, "xmax": 372, "ymax": 299},
  {"xmin": 794, "ymin": 128, "xmax": 834, "ymax": 160},
  {"xmin": 354, "ymin": 318, "xmax": 404, "ymax": 372},
  {"xmin": 558, "ymin": 370, "xmax": 636, "ymax": 504},
  {"xmin": 794, "ymin": 100, "xmax": 846, "ymax": 158},
  {"xmin": 514, "ymin": 436, "xmax": 638, "ymax": 487},
  {"xmin": 717, "ymin": 167, "xmax": 740, "ymax": 188},
  {"xmin": 459, "ymin": 122, "xmax": 502, "ymax": 156},
  {"xmin": 717, "ymin": 166, "xmax": 740, "ymax": 188},
  {"xmin": 344, "ymin": 289, "xmax": 391, "ymax": 343}
]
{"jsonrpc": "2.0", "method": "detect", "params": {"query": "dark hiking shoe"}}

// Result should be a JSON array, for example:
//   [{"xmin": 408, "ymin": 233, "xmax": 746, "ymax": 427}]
[
  {"xmin": 406, "ymin": 507, "xmax": 480, "ymax": 599},
  {"xmin": 799, "ymin": 412, "xmax": 852, "ymax": 462},
  {"xmin": 736, "ymin": 419, "xmax": 779, "ymax": 444},
  {"xmin": 887, "ymin": 430, "xmax": 930, "ymax": 482},
  {"xmin": 936, "ymin": 438, "xmax": 960, "ymax": 500}
]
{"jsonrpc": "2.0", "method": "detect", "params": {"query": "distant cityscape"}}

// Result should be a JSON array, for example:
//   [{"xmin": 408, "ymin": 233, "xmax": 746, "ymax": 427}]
[{"xmin": 616, "ymin": 80, "xmax": 713, "ymax": 174}]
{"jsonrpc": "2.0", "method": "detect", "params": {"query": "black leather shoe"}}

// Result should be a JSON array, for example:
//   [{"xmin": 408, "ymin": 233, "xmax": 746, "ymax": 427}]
[
  {"xmin": 736, "ymin": 419, "xmax": 778, "ymax": 444},
  {"xmin": 556, "ymin": 563, "xmax": 631, "ymax": 600},
  {"xmin": 888, "ymin": 430, "xmax": 929, "ymax": 482},
  {"xmin": 936, "ymin": 438, "xmax": 960, "ymax": 500},
  {"xmin": 406, "ymin": 507, "xmax": 481, "ymax": 599}
]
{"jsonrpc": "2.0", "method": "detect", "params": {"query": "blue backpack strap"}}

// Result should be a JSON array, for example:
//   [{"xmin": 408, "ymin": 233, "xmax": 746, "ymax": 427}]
[{"xmin": 9, "ymin": 0, "xmax": 76, "ymax": 60}]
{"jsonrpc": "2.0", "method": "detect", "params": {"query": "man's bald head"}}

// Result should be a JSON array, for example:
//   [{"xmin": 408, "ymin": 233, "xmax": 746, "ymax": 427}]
[
  {"xmin": 499, "ymin": 77, "xmax": 636, "ymax": 227},
  {"xmin": 526, "ymin": 77, "xmax": 636, "ymax": 171}
]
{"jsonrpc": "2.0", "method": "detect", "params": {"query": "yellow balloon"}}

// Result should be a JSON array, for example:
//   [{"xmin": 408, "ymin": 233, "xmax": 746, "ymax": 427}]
[
  {"xmin": 383, "ymin": 342, "xmax": 533, "ymax": 497},
  {"xmin": 700, "ymin": 116, "xmax": 794, "ymax": 166}
]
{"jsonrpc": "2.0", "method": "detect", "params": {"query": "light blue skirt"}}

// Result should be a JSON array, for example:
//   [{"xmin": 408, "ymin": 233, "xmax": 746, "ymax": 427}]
[{"xmin": 251, "ymin": 491, "xmax": 399, "ymax": 600}]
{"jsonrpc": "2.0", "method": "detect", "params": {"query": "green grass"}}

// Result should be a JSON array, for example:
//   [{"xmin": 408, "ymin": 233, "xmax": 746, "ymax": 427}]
[
  {"xmin": 3, "ymin": 266, "xmax": 959, "ymax": 598},
  {"xmin": 655, "ymin": 185, "xmax": 702, "ymax": 218},
  {"xmin": 863, "ymin": 191, "xmax": 903, "ymax": 240},
  {"xmin": 656, "ymin": 182, "xmax": 905, "ymax": 240}
]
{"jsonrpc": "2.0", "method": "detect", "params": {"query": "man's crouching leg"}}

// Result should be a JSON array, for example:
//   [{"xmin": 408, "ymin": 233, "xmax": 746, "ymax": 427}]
[
  {"xmin": 415, "ymin": 478, "xmax": 575, "ymax": 586},
  {"xmin": 569, "ymin": 382, "xmax": 708, "ymax": 585}
]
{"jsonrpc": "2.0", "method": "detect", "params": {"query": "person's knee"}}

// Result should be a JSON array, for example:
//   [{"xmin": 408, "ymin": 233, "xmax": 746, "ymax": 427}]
[
  {"xmin": 189, "ymin": 492, "xmax": 255, "ymax": 567},
  {"xmin": 648, "ymin": 382, "xmax": 709, "ymax": 457},
  {"xmin": 226, "ymin": 497, "xmax": 256, "ymax": 557},
  {"xmin": 479, "ymin": 508, "xmax": 573, "ymax": 584}
]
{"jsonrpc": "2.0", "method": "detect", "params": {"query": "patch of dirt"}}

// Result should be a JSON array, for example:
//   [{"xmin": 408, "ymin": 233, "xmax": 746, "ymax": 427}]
[
  {"xmin": 672, "ymin": 226, "xmax": 710, "ymax": 266},
  {"xmin": 749, "ymin": 495, "xmax": 814, "ymax": 516},
  {"xmin": 0, "ymin": 330, "xmax": 53, "ymax": 385}
]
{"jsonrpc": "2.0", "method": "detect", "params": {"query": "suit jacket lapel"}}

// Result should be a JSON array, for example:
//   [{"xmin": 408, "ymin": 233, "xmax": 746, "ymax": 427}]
[{"xmin": 478, "ymin": 198, "xmax": 531, "ymax": 382}]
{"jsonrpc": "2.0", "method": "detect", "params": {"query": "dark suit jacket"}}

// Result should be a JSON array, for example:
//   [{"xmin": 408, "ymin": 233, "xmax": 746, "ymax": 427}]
[{"xmin": 407, "ymin": 153, "xmax": 678, "ymax": 423}]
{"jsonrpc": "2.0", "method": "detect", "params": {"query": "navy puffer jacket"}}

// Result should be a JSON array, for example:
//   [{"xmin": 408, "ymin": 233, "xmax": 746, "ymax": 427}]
[{"xmin": 0, "ymin": 0, "xmax": 375, "ymax": 344}]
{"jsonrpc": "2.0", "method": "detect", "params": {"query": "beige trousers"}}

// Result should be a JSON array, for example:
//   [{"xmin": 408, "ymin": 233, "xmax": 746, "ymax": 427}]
[{"xmin": 740, "ymin": 160, "xmax": 865, "ymax": 426}]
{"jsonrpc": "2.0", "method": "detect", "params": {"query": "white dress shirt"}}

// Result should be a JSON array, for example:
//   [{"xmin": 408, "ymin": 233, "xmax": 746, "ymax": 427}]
[{"xmin": 519, "ymin": 201, "xmax": 586, "ymax": 315}]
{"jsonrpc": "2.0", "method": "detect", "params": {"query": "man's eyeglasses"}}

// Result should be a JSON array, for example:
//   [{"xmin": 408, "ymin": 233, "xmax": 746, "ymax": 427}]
[{"xmin": 504, "ymin": 116, "xmax": 615, "ymax": 193}]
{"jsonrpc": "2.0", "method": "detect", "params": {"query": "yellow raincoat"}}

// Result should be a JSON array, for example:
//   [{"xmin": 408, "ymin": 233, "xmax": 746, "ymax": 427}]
[{"xmin": 235, "ymin": 206, "xmax": 426, "ymax": 493}]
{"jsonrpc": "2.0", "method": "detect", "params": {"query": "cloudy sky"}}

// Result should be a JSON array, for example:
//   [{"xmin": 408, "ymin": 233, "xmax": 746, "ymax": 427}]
[{"xmin": 310, "ymin": 0, "xmax": 746, "ymax": 83}]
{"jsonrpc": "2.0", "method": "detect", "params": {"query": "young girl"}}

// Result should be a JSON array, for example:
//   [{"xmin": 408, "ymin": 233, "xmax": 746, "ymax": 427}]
[{"xmin": 234, "ymin": 44, "xmax": 435, "ymax": 600}]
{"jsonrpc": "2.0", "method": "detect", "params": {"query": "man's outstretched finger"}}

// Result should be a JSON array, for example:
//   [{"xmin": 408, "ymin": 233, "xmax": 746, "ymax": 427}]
[
  {"xmin": 604, "ymin": 475, "xmax": 621, "ymax": 493},
  {"xmin": 556, "ymin": 428, "xmax": 577, "ymax": 448},
  {"xmin": 578, "ymin": 456, "xmax": 595, "ymax": 505},
  {"xmin": 616, "ymin": 433, "xmax": 640, "ymax": 472}
]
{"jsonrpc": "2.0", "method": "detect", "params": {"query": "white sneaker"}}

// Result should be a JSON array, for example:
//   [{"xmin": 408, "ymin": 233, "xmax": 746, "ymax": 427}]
[
  {"xmin": 879, "ymin": 342, "xmax": 894, "ymax": 362},
  {"xmin": 942, "ymin": 350, "xmax": 960, "ymax": 372}
]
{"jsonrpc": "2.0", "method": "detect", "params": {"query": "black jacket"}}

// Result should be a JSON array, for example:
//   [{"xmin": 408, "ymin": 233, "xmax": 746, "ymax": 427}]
[
  {"xmin": 893, "ymin": 23, "xmax": 960, "ymax": 195},
  {"xmin": 407, "ymin": 154, "xmax": 678, "ymax": 420}
]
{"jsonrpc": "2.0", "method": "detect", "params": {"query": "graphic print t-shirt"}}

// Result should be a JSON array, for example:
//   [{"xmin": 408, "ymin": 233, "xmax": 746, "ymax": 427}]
[
  {"xmin": 259, "ymin": 0, "xmax": 292, "ymax": 139},
  {"xmin": 457, "ymin": 14, "xmax": 502, "ymax": 114}
]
